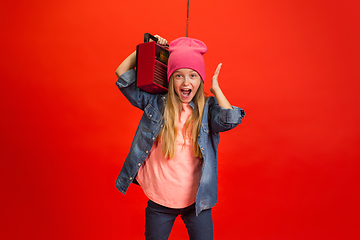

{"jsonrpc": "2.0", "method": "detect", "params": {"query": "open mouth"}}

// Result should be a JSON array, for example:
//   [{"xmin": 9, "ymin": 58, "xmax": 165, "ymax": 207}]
[{"xmin": 180, "ymin": 89, "xmax": 192, "ymax": 97}]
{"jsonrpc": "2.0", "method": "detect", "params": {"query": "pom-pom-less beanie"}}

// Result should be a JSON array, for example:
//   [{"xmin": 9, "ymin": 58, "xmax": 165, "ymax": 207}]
[{"xmin": 167, "ymin": 37, "xmax": 207, "ymax": 82}]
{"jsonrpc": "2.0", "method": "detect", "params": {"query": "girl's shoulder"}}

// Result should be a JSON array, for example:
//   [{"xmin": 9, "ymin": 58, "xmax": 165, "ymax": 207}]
[
  {"xmin": 152, "ymin": 92, "xmax": 168, "ymax": 111},
  {"xmin": 156, "ymin": 93, "xmax": 168, "ymax": 104},
  {"xmin": 205, "ymin": 96, "xmax": 218, "ymax": 106}
]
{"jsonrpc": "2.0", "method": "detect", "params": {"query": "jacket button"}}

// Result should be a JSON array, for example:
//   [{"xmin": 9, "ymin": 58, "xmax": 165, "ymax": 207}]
[
  {"xmin": 129, "ymin": 177, "xmax": 133, "ymax": 180},
  {"xmin": 138, "ymin": 163, "xmax": 141, "ymax": 166},
  {"xmin": 149, "ymin": 114, "xmax": 152, "ymax": 118},
  {"xmin": 152, "ymin": 137, "xmax": 155, "ymax": 140},
  {"xmin": 146, "ymin": 150, "xmax": 149, "ymax": 154},
  {"xmin": 201, "ymin": 148, "xmax": 204, "ymax": 151}
]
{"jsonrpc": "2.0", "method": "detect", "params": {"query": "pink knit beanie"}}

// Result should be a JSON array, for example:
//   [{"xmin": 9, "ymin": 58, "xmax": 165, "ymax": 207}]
[{"xmin": 167, "ymin": 37, "xmax": 207, "ymax": 82}]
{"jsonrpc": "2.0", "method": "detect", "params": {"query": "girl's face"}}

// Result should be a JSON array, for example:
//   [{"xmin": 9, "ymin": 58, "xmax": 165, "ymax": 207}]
[{"xmin": 172, "ymin": 68, "xmax": 202, "ymax": 103}]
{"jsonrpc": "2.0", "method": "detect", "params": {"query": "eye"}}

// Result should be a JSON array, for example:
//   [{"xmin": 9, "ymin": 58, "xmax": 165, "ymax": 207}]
[
  {"xmin": 174, "ymin": 74, "xmax": 182, "ymax": 79},
  {"xmin": 190, "ymin": 72, "xmax": 199, "ymax": 78}
]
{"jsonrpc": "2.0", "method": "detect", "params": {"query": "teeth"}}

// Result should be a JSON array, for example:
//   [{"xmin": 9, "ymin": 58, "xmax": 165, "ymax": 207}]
[{"xmin": 181, "ymin": 89, "xmax": 191, "ymax": 96}]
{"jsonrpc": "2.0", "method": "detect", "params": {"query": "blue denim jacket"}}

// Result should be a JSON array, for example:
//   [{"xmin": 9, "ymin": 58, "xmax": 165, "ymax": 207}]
[{"xmin": 115, "ymin": 69, "xmax": 245, "ymax": 216}]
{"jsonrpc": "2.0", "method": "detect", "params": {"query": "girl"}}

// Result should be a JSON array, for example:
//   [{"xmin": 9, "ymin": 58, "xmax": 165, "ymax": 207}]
[{"xmin": 115, "ymin": 35, "xmax": 245, "ymax": 240}]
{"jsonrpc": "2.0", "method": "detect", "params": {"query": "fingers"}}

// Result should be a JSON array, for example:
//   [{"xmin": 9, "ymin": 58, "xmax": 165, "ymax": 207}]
[
  {"xmin": 213, "ymin": 63, "xmax": 222, "ymax": 79},
  {"xmin": 154, "ymin": 35, "xmax": 168, "ymax": 46}
]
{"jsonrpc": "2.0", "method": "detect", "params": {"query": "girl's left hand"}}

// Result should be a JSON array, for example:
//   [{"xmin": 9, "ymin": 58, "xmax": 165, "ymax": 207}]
[
  {"xmin": 210, "ymin": 63, "xmax": 222, "ymax": 95},
  {"xmin": 209, "ymin": 63, "xmax": 233, "ymax": 109}
]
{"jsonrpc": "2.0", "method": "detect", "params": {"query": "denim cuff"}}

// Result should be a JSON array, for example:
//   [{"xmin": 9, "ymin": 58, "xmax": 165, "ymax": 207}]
[
  {"xmin": 116, "ymin": 69, "xmax": 136, "ymax": 88},
  {"xmin": 219, "ymin": 107, "xmax": 245, "ymax": 124}
]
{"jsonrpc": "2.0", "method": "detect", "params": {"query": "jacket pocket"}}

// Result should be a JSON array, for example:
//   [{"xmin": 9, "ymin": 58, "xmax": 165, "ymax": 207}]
[{"xmin": 141, "ymin": 104, "xmax": 162, "ymax": 133}]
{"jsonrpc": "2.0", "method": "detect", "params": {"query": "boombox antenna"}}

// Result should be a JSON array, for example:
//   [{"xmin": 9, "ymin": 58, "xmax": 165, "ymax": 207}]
[{"xmin": 186, "ymin": 0, "xmax": 189, "ymax": 37}]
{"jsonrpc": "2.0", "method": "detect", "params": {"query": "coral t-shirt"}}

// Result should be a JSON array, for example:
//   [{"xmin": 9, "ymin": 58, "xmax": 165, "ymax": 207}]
[{"xmin": 136, "ymin": 103, "xmax": 202, "ymax": 208}]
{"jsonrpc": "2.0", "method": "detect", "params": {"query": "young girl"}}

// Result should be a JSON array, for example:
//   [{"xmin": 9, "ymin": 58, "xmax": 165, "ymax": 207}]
[{"xmin": 115, "ymin": 35, "xmax": 245, "ymax": 240}]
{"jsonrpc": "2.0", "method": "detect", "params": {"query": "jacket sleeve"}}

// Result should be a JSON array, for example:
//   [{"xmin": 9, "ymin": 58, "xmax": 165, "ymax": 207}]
[
  {"xmin": 115, "ymin": 69, "xmax": 157, "ymax": 111},
  {"xmin": 209, "ymin": 98, "xmax": 245, "ymax": 133}
]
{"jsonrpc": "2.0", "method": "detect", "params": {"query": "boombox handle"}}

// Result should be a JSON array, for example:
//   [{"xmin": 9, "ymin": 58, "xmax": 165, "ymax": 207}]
[{"xmin": 144, "ymin": 33, "xmax": 169, "ymax": 48}]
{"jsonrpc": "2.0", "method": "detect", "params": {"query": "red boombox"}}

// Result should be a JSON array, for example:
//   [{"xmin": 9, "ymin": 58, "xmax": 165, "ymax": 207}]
[{"xmin": 136, "ymin": 33, "xmax": 169, "ymax": 93}]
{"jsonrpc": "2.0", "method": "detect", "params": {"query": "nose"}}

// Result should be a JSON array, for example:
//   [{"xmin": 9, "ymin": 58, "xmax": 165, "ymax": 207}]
[{"xmin": 183, "ymin": 76, "xmax": 190, "ymax": 85}]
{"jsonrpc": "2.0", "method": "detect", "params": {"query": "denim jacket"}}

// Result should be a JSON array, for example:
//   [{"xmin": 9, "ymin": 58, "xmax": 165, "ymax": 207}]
[{"xmin": 115, "ymin": 69, "xmax": 245, "ymax": 216}]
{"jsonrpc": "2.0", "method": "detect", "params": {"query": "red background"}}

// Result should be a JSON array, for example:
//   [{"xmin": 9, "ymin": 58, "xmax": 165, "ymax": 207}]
[{"xmin": 1, "ymin": 0, "xmax": 360, "ymax": 239}]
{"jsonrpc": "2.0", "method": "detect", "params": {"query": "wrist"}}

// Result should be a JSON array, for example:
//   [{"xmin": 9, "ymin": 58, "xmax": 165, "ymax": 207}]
[{"xmin": 211, "ymin": 86, "xmax": 222, "ymax": 95}]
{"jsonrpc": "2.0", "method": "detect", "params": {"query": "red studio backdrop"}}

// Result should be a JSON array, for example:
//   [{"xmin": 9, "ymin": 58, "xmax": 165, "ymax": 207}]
[{"xmin": 1, "ymin": 0, "xmax": 360, "ymax": 239}]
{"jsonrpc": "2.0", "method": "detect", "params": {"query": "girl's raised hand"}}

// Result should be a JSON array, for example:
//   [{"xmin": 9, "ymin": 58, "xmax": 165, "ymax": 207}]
[
  {"xmin": 210, "ymin": 63, "xmax": 232, "ymax": 109},
  {"xmin": 210, "ymin": 63, "xmax": 222, "ymax": 95}
]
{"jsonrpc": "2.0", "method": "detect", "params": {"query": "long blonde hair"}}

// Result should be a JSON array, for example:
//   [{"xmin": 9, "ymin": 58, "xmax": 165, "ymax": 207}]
[{"xmin": 158, "ymin": 75, "xmax": 207, "ymax": 159}]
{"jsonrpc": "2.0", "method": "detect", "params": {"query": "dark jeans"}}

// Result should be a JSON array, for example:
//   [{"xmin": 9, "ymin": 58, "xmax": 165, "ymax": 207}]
[{"xmin": 145, "ymin": 200, "xmax": 214, "ymax": 240}]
